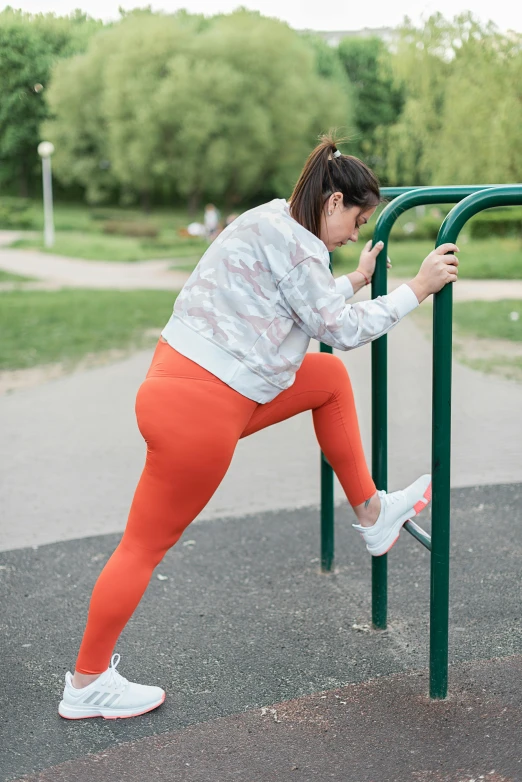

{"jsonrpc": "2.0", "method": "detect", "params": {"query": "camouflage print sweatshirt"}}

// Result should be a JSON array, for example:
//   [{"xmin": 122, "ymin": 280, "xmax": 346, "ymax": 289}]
[{"xmin": 161, "ymin": 198, "xmax": 419, "ymax": 403}]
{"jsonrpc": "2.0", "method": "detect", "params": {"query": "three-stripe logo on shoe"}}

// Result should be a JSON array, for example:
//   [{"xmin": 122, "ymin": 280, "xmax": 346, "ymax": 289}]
[{"xmin": 82, "ymin": 690, "xmax": 121, "ymax": 708}]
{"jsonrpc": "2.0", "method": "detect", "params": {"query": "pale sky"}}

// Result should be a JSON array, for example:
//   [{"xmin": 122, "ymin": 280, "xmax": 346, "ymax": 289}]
[{"xmin": 3, "ymin": 0, "xmax": 522, "ymax": 32}]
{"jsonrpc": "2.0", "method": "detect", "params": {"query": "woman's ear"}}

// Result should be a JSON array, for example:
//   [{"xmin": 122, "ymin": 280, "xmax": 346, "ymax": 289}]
[{"xmin": 332, "ymin": 191, "xmax": 343, "ymax": 210}]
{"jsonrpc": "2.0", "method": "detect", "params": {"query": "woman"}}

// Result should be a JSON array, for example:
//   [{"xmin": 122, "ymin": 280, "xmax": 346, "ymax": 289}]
[{"xmin": 58, "ymin": 134, "xmax": 459, "ymax": 720}]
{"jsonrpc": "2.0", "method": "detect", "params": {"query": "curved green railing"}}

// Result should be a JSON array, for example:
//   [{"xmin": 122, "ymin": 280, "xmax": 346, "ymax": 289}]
[
  {"xmin": 320, "ymin": 183, "xmax": 522, "ymax": 699},
  {"xmin": 320, "ymin": 187, "xmax": 494, "ymax": 577}
]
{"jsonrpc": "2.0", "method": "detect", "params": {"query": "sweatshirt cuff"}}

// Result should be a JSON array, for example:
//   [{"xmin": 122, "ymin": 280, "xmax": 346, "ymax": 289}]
[
  {"xmin": 335, "ymin": 275, "xmax": 354, "ymax": 299},
  {"xmin": 385, "ymin": 283, "xmax": 420, "ymax": 319}
]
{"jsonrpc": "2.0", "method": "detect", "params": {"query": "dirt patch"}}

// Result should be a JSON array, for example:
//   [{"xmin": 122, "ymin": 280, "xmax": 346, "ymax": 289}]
[
  {"xmin": 411, "ymin": 309, "xmax": 522, "ymax": 383},
  {"xmin": 452, "ymin": 335, "xmax": 522, "ymax": 382}
]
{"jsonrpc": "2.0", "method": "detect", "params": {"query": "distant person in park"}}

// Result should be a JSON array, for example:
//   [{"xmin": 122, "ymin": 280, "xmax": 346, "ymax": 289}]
[
  {"xmin": 185, "ymin": 220, "xmax": 206, "ymax": 237},
  {"xmin": 59, "ymin": 133, "xmax": 459, "ymax": 720},
  {"xmin": 203, "ymin": 202, "xmax": 221, "ymax": 240},
  {"xmin": 224, "ymin": 211, "xmax": 240, "ymax": 227}
]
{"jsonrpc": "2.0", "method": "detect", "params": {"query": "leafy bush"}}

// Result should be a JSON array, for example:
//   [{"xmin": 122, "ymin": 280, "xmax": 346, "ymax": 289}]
[
  {"xmin": 390, "ymin": 216, "xmax": 444, "ymax": 242},
  {"xmin": 102, "ymin": 221, "xmax": 159, "ymax": 238},
  {"xmin": 469, "ymin": 210, "xmax": 522, "ymax": 239},
  {"xmin": 0, "ymin": 198, "xmax": 36, "ymax": 229},
  {"xmin": 90, "ymin": 210, "xmax": 135, "ymax": 222}
]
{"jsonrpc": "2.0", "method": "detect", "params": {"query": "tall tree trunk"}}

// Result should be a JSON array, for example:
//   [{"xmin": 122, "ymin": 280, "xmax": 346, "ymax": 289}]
[
  {"xmin": 188, "ymin": 189, "xmax": 201, "ymax": 218},
  {"xmin": 19, "ymin": 159, "xmax": 29, "ymax": 199},
  {"xmin": 140, "ymin": 188, "xmax": 151, "ymax": 214}
]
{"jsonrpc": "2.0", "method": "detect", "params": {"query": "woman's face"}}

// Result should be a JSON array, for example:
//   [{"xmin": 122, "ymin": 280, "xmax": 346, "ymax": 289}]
[{"xmin": 319, "ymin": 191, "xmax": 377, "ymax": 252}]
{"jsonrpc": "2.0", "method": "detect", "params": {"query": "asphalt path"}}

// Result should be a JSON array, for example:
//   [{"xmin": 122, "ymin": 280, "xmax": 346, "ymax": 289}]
[{"xmin": 1, "ymin": 483, "xmax": 521, "ymax": 781}]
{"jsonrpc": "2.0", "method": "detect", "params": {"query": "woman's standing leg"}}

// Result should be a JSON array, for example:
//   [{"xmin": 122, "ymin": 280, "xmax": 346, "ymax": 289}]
[{"xmin": 74, "ymin": 372, "xmax": 255, "ymax": 678}]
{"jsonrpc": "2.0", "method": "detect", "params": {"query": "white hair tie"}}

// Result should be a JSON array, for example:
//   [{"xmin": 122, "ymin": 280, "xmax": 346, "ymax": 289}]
[{"xmin": 333, "ymin": 149, "xmax": 341, "ymax": 158}]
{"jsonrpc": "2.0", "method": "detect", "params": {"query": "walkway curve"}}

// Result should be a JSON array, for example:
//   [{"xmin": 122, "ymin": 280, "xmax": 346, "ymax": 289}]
[{"xmin": 1, "ymin": 245, "xmax": 522, "ymax": 299}]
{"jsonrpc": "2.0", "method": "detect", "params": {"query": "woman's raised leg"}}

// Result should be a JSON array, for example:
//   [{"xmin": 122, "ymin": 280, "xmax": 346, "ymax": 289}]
[
  {"xmin": 240, "ymin": 351, "xmax": 377, "ymax": 510},
  {"xmin": 240, "ymin": 350, "xmax": 431, "ymax": 556}
]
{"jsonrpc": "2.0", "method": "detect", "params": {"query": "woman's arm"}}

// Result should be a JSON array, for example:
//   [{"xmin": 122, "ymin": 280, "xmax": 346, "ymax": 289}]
[
  {"xmin": 279, "ymin": 256, "xmax": 418, "ymax": 351},
  {"xmin": 334, "ymin": 241, "xmax": 390, "ymax": 299}
]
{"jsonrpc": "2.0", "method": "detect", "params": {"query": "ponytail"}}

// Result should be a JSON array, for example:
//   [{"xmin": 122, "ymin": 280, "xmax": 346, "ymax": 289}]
[{"xmin": 289, "ymin": 131, "xmax": 381, "ymax": 238}]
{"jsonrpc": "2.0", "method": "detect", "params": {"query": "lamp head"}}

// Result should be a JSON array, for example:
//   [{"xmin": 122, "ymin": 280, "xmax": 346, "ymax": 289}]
[{"xmin": 38, "ymin": 141, "xmax": 55, "ymax": 158}]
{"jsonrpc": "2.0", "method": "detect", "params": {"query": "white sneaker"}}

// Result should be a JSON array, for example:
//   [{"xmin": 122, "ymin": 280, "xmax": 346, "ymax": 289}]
[
  {"xmin": 352, "ymin": 474, "xmax": 432, "ymax": 557},
  {"xmin": 58, "ymin": 653, "xmax": 165, "ymax": 720}
]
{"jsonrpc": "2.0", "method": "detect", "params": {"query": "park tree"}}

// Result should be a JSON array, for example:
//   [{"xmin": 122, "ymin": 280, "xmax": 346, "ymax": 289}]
[
  {"xmin": 381, "ymin": 13, "xmax": 455, "ymax": 185},
  {"xmin": 337, "ymin": 36, "xmax": 404, "ymax": 178},
  {"xmin": 381, "ymin": 12, "xmax": 521, "ymax": 186},
  {"xmin": 44, "ymin": 11, "xmax": 207, "ymax": 206},
  {"xmin": 180, "ymin": 12, "xmax": 353, "ymax": 207},
  {"xmin": 0, "ymin": 8, "xmax": 102, "ymax": 196},
  {"xmin": 427, "ymin": 25, "xmax": 522, "ymax": 184},
  {"xmin": 41, "ymin": 27, "xmax": 118, "ymax": 204},
  {"xmin": 44, "ymin": 9, "xmax": 352, "ymax": 210}
]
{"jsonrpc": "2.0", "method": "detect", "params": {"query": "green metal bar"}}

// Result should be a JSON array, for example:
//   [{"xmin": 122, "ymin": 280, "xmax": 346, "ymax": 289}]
[
  {"xmin": 320, "ymin": 252, "xmax": 335, "ymax": 572},
  {"xmin": 320, "ymin": 447, "xmax": 334, "ymax": 571},
  {"xmin": 380, "ymin": 184, "xmax": 504, "ymax": 201},
  {"xmin": 370, "ymin": 185, "xmax": 493, "ymax": 630},
  {"xmin": 430, "ymin": 185, "xmax": 522, "ymax": 700},
  {"xmin": 404, "ymin": 519, "xmax": 431, "ymax": 551}
]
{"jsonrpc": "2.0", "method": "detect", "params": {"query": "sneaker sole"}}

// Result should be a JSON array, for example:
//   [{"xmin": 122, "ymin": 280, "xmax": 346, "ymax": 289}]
[
  {"xmin": 58, "ymin": 691, "xmax": 166, "ymax": 720},
  {"xmin": 366, "ymin": 480, "xmax": 432, "ymax": 557}
]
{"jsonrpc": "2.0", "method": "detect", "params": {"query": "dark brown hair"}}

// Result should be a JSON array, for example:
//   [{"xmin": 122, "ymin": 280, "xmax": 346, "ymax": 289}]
[{"xmin": 289, "ymin": 132, "xmax": 381, "ymax": 237}]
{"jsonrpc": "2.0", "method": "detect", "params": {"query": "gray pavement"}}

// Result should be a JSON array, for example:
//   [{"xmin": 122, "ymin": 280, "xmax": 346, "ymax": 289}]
[
  {"xmin": 1, "ymin": 483, "xmax": 521, "ymax": 781},
  {"xmin": 0, "ymin": 247, "xmax": 190, "ymax": 290}
]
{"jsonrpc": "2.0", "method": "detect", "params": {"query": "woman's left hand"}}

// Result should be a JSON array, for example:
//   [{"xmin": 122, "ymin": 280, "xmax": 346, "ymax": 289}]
[{"xmin": 357, "ymin": 240, "xmax": 392, "ymax": 280}]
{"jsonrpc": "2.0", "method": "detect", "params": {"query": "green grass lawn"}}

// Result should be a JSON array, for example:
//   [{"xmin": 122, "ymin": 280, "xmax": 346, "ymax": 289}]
[
  {"xmin": 334, "ymin": 237, "xmax": 522, "ymax": 279},
  {"xmin": 2, "ymin": 198, "xmax": 203, "ymax": 233},
  {"xmin": 0, "ymin": 269, "xmax": 34, "ymax": 282},
  {"xmin": 452, "ymin": 300, "xmax": 521, "ymax": 341},
  {"xmin": 0, "ymin": 289, "xmax": 178, "ymax": 370},
  {"xmin": 4, "ymin": 197, "xmax": 209, "ymax": 261},
  {"xmin": 11, "ymin": 230, "xmax": 207, "ymax": 263}
]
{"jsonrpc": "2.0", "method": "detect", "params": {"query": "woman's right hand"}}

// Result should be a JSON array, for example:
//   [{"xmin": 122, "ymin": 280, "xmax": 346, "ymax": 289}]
[{"xmin": 407, "ymin": 244, "xmax": 460, "ymax": 304}]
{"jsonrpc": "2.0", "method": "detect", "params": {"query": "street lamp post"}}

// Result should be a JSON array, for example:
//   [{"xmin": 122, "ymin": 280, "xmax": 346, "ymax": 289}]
[{"xmin": 37, "ymin": 141, "xmax": 55, "ymax": 248}]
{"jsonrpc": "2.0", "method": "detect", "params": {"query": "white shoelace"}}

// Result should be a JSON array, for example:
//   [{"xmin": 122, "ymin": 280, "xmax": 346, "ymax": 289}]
[
  {"xmin": 105, "ymin": 653, "xmax": 129, "ymax": 692},
  {"xmin": 378, "ymin": 489, "xmax": 400, "ymax": 507}
]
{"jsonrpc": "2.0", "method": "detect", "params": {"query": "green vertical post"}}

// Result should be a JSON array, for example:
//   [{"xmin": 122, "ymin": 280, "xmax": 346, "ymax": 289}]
[
  {"xmin": 370, "ymin": 233, "xmax": 389, "ymax": 627},
  {"xmin": 320, "ymin": 446, "xmax": 334, "ymax": 572},
  {"xmin": 430, "ymin": 185, "xmax": 522, "ymax": 698},
  {"xmin": 430, "ymin": 280, "xmax": 452, "ymax": 698},
  {"xmin": 320, "ymin": 252, "xmax": 335, "ymax": 572}
]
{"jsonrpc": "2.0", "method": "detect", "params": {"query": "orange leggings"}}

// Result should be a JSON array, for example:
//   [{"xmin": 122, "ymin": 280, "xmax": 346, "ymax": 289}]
[{"xmin": 75, "ymin": 339, "xmax": 376, "ymax": 673}]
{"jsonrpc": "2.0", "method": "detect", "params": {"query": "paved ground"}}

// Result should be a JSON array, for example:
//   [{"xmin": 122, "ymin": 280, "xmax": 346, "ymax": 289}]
[
  {"xmin": 1, "ymin": 484, "xmax": 521, "ymax": 781},
  {"xmin": 1, "ymin": 242, "xmax": 521, "ymax": 781},
  {"xmin": 0, "ymin": 246, "xmax": 190, "ymax": 291}
]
